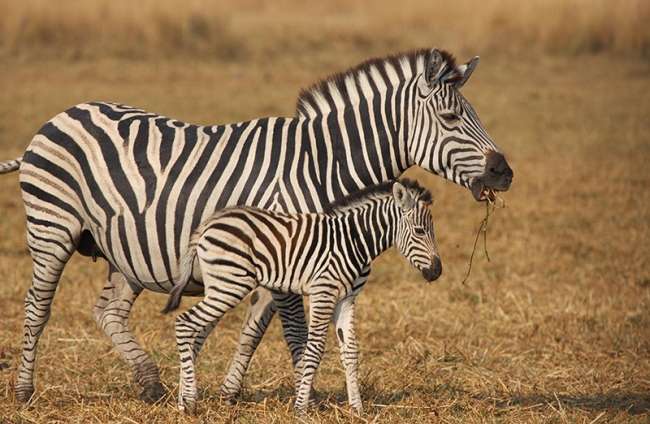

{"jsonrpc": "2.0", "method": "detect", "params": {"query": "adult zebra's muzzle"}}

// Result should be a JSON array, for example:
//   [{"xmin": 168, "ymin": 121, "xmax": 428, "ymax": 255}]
[
  {"xmin": 470, "ymin": 151, "xmax": 513, "ymax": 201},
  {"xmin": 422, "ymin": 256, "xmax": 442, "ymax": 282}
]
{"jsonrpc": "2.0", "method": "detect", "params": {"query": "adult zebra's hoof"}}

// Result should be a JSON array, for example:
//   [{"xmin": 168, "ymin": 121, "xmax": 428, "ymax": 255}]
[
  {"xmin": 15, "ymin": 385, "xmax": 34, "ymax": 403},
  {"xmin": 139, "ymin": 382, "xmax": 166, "ymax": 404}
]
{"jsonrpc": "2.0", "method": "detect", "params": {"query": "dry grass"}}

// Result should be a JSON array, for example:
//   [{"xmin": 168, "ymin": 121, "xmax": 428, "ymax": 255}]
[
  {"xmin": 1, "ymin": 0, "xmax": 650, "ymax": 60},
  {"xmin": 1, "ymin": 3, "xmax": 650, "ymax": 422}
]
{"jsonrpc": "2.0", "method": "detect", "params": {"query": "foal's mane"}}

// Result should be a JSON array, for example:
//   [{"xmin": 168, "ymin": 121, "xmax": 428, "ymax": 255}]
[{"xmin": 323, "ymin": 178, "xmax": 432, "ymax": 214}]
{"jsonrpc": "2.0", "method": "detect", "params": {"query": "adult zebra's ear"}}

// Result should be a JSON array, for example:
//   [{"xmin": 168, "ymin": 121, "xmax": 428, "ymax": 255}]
[
  {"xmin": 393, "ymin": 182, "xmax": 415, "ymax": 211},
  {"xmin": 424, "ymin": 49, "xmax": 446, "ymax": 87},
  {"xmin": 453, "ymin": 56, "xmax": 480, "ymax": 88},
  {"xmin": 424, "ymin": 49, "xmax": 480, "ymax": 89}
]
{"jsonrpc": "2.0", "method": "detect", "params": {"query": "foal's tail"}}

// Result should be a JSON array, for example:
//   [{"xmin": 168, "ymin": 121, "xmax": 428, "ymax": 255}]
[
  {"xmin": 162, "ymin": 241, "xmax": 198, "ymax": 314},
  {"xmin": 0, "ymin": 157, "xmax": 21, "ymax": 174}
]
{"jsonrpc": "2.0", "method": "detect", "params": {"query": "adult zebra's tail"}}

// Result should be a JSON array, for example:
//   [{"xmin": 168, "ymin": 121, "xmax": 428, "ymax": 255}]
[
  {"xmin": 0, "ymin": 157, "xmax": 21, "ymax": 174},
  {"xmin": 162, "ymin": 241, "xmax": 198, "ymax": 314}
]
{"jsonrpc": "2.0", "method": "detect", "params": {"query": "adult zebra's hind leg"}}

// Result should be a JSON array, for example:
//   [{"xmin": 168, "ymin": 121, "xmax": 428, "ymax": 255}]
[
  {"xmin": 93, "ymin": 266, "xmax": 165, "ymax": 403},
  {"xmin": 15, "ymin": 220, "xmax": 76, "ymax": 402}
]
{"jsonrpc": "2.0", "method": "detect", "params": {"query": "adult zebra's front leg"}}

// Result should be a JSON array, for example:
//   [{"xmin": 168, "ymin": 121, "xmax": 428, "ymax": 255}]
[
  {"xmin": 93, "ymin": 266, "xmax": 165, "ymax": 403},
  {"xmin": 220, "ymin": 288, "xmax": 308, "ymax": 402}
]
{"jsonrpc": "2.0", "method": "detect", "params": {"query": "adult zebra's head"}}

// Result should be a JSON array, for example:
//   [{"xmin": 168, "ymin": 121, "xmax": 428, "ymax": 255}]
[
  {"xmin": 295, "ymin": 48, "xmax": 512, "ymax": 201},
  {"xmin": 392, "ymin": 179, "xmax": 442, "ymax": 282},
  {"xmin": 411, "ymin": 49, "xmax": 513, "ymax": 201}
]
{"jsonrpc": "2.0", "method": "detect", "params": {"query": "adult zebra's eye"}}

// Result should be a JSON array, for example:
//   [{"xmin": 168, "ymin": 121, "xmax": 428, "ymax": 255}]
[
  {"xmin": 414, "ymin": 226, "xmax": 426, "ymax": 236},
  {"xmin": 439, "ymin": 112, "xmax": 460, "ymax": 122}
]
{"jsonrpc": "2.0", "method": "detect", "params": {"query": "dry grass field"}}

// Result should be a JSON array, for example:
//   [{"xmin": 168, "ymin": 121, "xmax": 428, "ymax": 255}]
[{"xmin": 1, "ymin": 1, "xmax": 650, "ymax": 423}]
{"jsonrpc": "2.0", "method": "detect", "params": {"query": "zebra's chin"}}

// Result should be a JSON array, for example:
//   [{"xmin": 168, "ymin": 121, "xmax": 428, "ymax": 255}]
[
  {"xmin": 470, "ymin": 181, "xmax": 500, "ymax": 202},
  {"xmin": 473, "ymin": 185, "xmax": 497, "ymax": 202},
  {"xmin": 470, "ymin": 151, "xmax": 514, "ymax": 201}
]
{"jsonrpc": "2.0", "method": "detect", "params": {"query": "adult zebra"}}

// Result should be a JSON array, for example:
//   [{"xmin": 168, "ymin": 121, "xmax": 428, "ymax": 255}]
[{"xmin": 3, "ymin": 48, "xmax": 512, "ymax": 403}]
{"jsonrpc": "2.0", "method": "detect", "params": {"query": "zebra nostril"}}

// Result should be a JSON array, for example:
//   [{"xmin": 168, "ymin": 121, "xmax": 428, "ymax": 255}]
[{"xmin": 422, "ymin": 257, "xmax": 442, "ymax": 282}]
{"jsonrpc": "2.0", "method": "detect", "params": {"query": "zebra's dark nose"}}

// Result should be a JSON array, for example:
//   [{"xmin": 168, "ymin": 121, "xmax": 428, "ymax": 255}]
[
  {"xmin": 422, "ymin": 256, "xmax": 442, "ymax": 282},
  {"xmin": 486, "ymin": 152, "xmax": 513, "ymax": 187}
]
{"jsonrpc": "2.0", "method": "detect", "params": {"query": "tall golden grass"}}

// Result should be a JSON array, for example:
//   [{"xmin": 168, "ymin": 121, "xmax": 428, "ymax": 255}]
[{"xmin": 1, "ymin": 0, "xmax": 649, "ymax": 60}]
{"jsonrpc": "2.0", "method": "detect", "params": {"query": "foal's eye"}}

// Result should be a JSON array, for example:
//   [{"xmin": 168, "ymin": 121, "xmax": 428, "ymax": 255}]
[{"xmin": 414, "ymin": 227, "xmax": 426, "ymax": 236}]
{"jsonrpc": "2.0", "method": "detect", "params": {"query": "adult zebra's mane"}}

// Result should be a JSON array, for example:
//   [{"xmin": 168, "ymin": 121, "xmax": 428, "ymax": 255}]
[
  {"xmin": 296, "ymin": 48, "xmax": 459, "ymax": 118},
  {"xmin": 323, "ymin": 178, "xmax": 432, "ymax": 214}
]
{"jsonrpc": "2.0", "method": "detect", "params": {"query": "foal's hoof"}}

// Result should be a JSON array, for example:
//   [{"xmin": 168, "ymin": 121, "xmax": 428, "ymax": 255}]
[
  {"xmin": 139, "ymin": 382, "xmax": 166, "ymax": 404},
  {"xmin": 220, "ymin": 394, "xmax": 237, "ymax": 406},
  {"xmin": 179, "ymin": 398, "xmax": 197, "ymax": 415},
  {"xmin": 15, "ymin": 385, "xmax": 35, "ymax": 403},
  {"xmin": 219, "ymin": 387, "xmax": 239, "ymax": 405}
]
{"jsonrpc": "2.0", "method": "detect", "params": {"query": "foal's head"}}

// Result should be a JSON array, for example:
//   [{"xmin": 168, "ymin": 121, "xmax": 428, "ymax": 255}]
[{"xmin": 393, "ymin": 179, "xmax": 442, "ymax": 282}]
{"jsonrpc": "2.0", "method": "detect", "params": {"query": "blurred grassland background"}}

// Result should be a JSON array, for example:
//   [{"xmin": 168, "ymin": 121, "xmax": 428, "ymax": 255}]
[
  {"xmin": 1, "ymin": 0, "xmax": 650, "ymax": 423},
  {"xmin": 1, "ymin": 0, "xmax": 649, "ymax": 60}
]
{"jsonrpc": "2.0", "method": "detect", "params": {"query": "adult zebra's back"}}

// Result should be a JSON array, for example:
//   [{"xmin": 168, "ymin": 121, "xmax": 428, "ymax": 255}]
[{"xmin": 7, "ymin": 48, "xmax": 512, "ymax": 403}]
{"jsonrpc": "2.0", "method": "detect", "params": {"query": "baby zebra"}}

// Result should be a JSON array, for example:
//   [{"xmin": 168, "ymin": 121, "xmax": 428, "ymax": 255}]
[{"xmin": 163, "ymin": 179, "xmax": 442, "ymax": 414}]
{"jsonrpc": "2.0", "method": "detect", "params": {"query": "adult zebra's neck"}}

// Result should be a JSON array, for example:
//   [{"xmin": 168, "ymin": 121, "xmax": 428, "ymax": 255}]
[{"xmin": 297, "ymin": 51, "xmax": 429, "ymax": 184}]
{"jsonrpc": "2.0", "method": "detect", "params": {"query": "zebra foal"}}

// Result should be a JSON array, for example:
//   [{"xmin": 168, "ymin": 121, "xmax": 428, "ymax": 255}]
[{"xmin": 163, "ymin": 179, "xmax": 442, "ymax": 414}]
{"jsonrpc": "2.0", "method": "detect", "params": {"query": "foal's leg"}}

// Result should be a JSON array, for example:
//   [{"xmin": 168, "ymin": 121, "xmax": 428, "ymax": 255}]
[
  {"xmin": 220, "ymin": 289, "xmax": 308, "ymax": 402},
  {"xmin": 93, "ymin": 266, "xmax": 164, "ymax": 403},
  {"xmin": 331, "ymin": 268, "xmax": 368, "ymax": 413},
  {"xmin": 175, "ymin": 276, "xmax": 255, "ymax": 413},
  {"xmin": 333, "ymin": 295, "xmax": 362, "ymax": 414},
  {"xmin": 294, "ymin": 291, "xmax": 338, "ymax": 412},
  {"xmin": 220, "ymin": 288, "xmax": 276, "ymax": 401}
]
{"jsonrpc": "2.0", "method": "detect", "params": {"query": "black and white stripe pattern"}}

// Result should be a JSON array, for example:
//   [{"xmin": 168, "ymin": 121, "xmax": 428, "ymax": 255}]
[
  {"xmin": 7, "ymin": 48, "xmax": 511, "ymax": 403},
  {"xmin": 0, "ymin": 157, "xmax": 21, "ymax": 174},
  {"xmin": 164, "ymin": 179, "xmax": 441, "ymax": 413}
]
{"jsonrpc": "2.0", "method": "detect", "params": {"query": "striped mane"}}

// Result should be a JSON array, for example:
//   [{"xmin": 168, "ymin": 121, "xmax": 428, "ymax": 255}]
[
  {"xmin": 296, "ymin": 48, "xmax": 458, "ymax": 118},
  {"xmin": 323, "ymin": 178, "xmax": 432, "ymax": 214}
]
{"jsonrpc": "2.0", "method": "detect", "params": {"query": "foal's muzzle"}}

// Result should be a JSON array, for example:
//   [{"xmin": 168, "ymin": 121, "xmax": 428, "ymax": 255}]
[{"xmin": 422, "ymin": 256, "xmax": 442, "ymax": 282}]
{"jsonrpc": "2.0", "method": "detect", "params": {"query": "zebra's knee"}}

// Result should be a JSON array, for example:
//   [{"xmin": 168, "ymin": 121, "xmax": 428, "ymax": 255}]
[
  {"xmin": 175, "ymin": 313, "xmax": 199, "ymax": 340},
  {"xmin": 92, "ymin": 305, "xmax": 104, "ymax": 328},
  {"xmin": 92, "ymin": 287, "xmax": 115, "ymax": 326},
  {"xmin": 133, "ymin": 359, "xmax": 161, "ymax": 387},
  {"xmin": 23, "ymin": 288, "xmax": 53, "ymax": 327}
]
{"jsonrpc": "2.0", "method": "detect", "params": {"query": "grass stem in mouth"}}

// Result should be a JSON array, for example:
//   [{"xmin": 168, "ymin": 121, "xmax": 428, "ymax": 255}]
[{"xmin": 461, "ymin": 196, "xmax": 504, "ymax": 285}]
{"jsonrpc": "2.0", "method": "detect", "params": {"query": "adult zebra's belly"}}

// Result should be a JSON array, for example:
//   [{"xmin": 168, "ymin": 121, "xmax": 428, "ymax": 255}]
[{"xmin": 136, "ymin": 279, "xmax": 205, "ymax": 295}]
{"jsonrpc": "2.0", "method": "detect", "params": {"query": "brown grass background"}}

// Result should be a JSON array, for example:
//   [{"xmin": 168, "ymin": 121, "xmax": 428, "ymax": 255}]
[{"xmin": 1, "ymin": 1, "xmax": 649, "ymax": 422}]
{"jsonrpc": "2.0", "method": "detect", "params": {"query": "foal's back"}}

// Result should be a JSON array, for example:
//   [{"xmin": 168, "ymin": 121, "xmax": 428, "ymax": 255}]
[{"xmin": 192, "ymin": 207, "xmax": 331, "ymax": 293}]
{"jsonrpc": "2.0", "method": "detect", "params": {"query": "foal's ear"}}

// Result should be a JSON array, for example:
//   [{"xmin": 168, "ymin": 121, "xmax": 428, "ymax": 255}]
[{"xmin": 393, "ymin": 182, "xmax": 415, "ymax": 211}]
